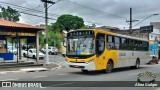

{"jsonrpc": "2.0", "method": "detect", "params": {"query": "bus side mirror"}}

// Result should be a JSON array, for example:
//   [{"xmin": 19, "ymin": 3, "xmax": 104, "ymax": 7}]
[{"xmin": 63, "ymin": 37, "xmax": 66, "ymax": 48}]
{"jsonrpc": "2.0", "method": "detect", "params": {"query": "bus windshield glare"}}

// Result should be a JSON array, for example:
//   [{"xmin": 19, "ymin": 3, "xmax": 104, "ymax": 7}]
[{"xmin": 67, "ymin": 36, "xmax": 95, "ymax": 56}]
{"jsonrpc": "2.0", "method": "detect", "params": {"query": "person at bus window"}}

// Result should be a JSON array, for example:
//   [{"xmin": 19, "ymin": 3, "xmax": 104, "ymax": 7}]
[
  {"xmin": 70, "ymin": 46, "xmax": 75, "ymax": 52},
  {"xmin": 90, "ymin": 38, "xmax": 95, "ymax": 49},
  {"xmin": 98, "ymin": 41, "xmax": 104, "ymax": 51},
  {"xmin": 108, "ymin": 44, "xmax": 111, "ymax": 49},
  {"xmin": 107, "ymin": 43, "xmax": 114, "ymax": 49}
]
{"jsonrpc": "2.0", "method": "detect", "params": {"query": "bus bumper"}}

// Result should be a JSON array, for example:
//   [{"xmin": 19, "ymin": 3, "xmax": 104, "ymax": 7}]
[{"xmin": 66, "ymin": 60, "xmax": 96, "ymax": 70}]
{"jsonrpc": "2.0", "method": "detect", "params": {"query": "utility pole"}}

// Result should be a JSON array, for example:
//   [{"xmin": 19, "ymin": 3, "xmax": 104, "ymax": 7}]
[
  {"xmin": 129, "ymin": 8, "xmax": 132, "ymax": 31},
  {"xmin": 126, "ymin": 8, "xmax": 139, "ymax": 32},
  {"xmin": 41, "ymin": 0, "xmax": 55, "ymax": 64}
]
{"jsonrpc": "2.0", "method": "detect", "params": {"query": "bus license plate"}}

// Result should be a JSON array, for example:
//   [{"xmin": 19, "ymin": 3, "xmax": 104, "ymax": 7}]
[{"xmin": 73, "ymin": 65, "xmax": 79, "ymax": 68}]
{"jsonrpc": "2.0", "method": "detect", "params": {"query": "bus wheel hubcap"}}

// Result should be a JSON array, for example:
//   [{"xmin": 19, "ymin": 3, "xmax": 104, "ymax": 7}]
[
  {"xmin": 107, "ymin": 63, "xmax": 112, "ymax": 72},
  {"xmin": 136, "ymin": 62, "xmax": 139, "ymax": 68}
]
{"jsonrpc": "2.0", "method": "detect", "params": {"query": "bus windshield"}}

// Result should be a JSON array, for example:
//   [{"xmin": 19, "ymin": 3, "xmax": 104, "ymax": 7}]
[{"xmin": 67, "ymin": 37, "xmax": 95, "ymax": 56}]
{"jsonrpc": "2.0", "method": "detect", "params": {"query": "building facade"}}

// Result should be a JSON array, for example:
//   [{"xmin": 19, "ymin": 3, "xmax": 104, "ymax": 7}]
[{"xmin": 150, "ymin": 22, "xmax": 160, "ymax": 57}]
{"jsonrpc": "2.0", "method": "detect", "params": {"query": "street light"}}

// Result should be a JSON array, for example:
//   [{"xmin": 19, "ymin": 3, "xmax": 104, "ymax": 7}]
[{"xmin": 133, "ymin": 14, "xmax": 159, "ymax": 27}]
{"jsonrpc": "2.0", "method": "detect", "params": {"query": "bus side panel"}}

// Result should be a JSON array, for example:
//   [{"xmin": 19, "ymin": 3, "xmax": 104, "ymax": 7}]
[
  {"xmin": 117, "ymin": 51, "xmax": 149, "ymax": 68},
  {"xmin": 105, "ymin": 50, "xmax": 118, "ymax": 69},
  {"xmin": 94, "ymin": 49, "xmax": 118, "ymax": 70}
]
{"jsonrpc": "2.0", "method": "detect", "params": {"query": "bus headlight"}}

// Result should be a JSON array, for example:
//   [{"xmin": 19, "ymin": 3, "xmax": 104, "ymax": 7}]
[{"xmin": 86, "ymin": 60, "xmax": 93, "ymax": 64}]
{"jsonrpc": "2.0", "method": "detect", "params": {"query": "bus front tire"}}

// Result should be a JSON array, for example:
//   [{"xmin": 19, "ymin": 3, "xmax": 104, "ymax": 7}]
[
  {"xmin": 32, "ymin": 55, "xmax": 36, "ymax": 59},
  {"xmin": 105, "ymin": 61, "xmax": 113, "ymax": 73},
  {"xmin": 81, "ymin": 69, "xmax": 88, "ymax": 72},
  {"xmin": 23, "ymin": 53, "xmax": 26, "ymax": 57}
]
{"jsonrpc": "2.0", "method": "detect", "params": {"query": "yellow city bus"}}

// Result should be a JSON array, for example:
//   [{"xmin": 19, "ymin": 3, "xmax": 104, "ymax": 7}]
[{"xmin": 65, "ymin": 29, "xmax": 149, "ymax": 73}]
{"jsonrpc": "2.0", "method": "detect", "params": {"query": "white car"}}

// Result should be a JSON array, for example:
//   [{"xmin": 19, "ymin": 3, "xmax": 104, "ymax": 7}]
[
  {"xmin": 8, "ymin": 46, "xmax": 17, "ymax": 55},
  {"xmin": 41, "ymin": 46, "xmax": 58, "ymax": 55},
  {"xmin": 62, "ymin": 52, "xmax": 66, "ymax": 57},
  {"xmin": 23, "ymin": 49, "xmax": 45, "ymax": 59}
]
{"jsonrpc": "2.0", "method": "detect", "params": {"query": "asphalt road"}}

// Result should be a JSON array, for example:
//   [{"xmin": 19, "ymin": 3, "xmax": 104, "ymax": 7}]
[{"xmin": 0, "ymin": 55, "xmax": 160, "ymax": 90}]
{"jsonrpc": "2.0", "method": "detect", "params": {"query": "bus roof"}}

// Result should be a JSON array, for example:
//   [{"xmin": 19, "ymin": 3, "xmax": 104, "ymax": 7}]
[{"xmin": 68, "ymin": 29, "xmax": 149, "ymax": 42}]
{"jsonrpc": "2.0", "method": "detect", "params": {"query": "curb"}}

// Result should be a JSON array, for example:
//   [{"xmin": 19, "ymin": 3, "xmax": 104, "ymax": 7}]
[
  {"xmin": 0, "ymin": 64, "xmax": 62, "ymax": 74},
  {"xmin": 20, "ymin": 64, "xmax": 62, "ymax": 73},
  {"xmin": 20, "ymin": 67, "xmax": 50, "ymax": 72},
  {"xmin": 0, "ymin": 64, "xmax": 43, "ymax": 68},
  {"xmin": 51, "ymin": 64, "xmax": 62, "ymax": 70}
]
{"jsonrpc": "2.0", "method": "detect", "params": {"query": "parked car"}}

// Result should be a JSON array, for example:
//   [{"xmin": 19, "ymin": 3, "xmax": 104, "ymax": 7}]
[
  {"xmin": 41, "ymin": 46, "xmax": 58, "ymax": 55},
  {"xmin": 8, "ymin": 46, "xmax": 17, "ymax": 55},
  {"xmin": 22, "ymin": 45, "xmax": 33, "ymax": 50},
  {"xmin": 23, "ymin": 48, "xmax": 45, "ymax": 59},
  {"xmin": 62, "ymin": 52, "xmax": 66, "ymax": 57}
]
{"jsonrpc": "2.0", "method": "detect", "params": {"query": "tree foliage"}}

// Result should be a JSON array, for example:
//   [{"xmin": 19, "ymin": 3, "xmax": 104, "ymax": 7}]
[
  {"xmin": 48, "ymin": 31, "xmax": 62, "ymax": 49},
  {"xmin": 0, "ymin": 6, "xmax": 21, "ymax": 44},
  {"xmin": 55, "ymin": 14, "xmax": 84, "ymax": 32},
  {"xmin": 0, "ymin": 6, "xmax": 21, "ymax": 22},
  {"xmin": 39, "ymin": 32, "xmax": 45, "ymax": 49},
  {"xmin": 48, "ymin": 23, "xmax": 61, "ymax": 33},
  {"xmin": 45, "ymin": 14, "xmax": 84, "ymax": 49}
]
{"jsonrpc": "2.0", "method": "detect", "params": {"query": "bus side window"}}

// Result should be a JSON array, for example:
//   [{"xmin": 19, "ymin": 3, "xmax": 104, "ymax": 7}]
[
  {"xmin": 107, "ymin": 35, "xmax": 114, "ymax": 49},
  {"xmin": 128, "ymin": 39, "xmax": 134, "ymax": 50},
  {"xmin": 115, "ymin": 37, "xmax": 120, "ymax": 50},
  {"xmin": 96, "ymin": 33, "xmax": 105, "ymax": 56},
  {"xmin": 120, "ymin": 38, "xmax": 126, "ymax": 50}
]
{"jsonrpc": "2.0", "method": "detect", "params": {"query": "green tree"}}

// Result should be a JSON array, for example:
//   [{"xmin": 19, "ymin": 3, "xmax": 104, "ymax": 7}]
[
  {"xmin": 48, "ymin": 23, "xmax": 61, "ymax": 33},
  {"xmin": 39, "ymin": 32, "xmax": 45, "ymax": 49},
  {"xmin": 48, "ymin": 31, "xmax": 62, "ymax": 49},
  {"xmin": 0, "ymin": 6, "xmax": 21, "ymax": 22},
  {"xmin": 56, "ymin": 14, "xmax": 84, "ymax": 32},
  {"xmin": 0, "ymin": 6, "xmax": 21, "ymax": 45}
]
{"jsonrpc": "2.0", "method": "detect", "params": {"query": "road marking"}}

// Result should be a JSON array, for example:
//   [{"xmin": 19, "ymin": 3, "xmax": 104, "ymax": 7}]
[
  {"xmin": 58, "ymin": 74, "xmax": 68, "ymax": 76},
  {"xmin": 56, "ymin": 61, "xmax": 62, "ymax": 63},
  {"xmin": 32, "ymin": 76, "xmax": 47, "ymax": 78},
  {"xmin": 0, "ymin": 72, "xmax": 7, "ymax": 74},
  {"xmin": 0, "ymin": 78, "xmax": 19, "ymax": 81},
  {"xmin": 49, "ymin": 82, "xmax": 74, "ymax": 87},
  {"xmin": 59, "ymin": 61, "xmax": 66, "ymax": 64},
  {"xmin": 20, "ymin": 68, "xmax": 49, "ymax": 72},
  {"xmin": 51, "ymin": 64, "xmax": 62, "ymax": 70},
  {"xmin": 40, "ymin": 87, "xmax": 47, "ymax": 89},
  {"xmin": 128, "ymin": 73, "xmax": 139, "ymax": 75}
]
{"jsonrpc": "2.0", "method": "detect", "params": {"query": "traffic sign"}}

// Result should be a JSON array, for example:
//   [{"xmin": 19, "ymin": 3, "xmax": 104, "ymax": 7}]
[{"xmin": 140, "ymin": 25, "xmax": 153, "ymax": 33}]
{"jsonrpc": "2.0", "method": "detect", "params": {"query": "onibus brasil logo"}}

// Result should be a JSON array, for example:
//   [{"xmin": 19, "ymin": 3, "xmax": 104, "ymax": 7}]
[{"xmin": 135, "ymin": 71, "xmax": 157, "ymax": 87}]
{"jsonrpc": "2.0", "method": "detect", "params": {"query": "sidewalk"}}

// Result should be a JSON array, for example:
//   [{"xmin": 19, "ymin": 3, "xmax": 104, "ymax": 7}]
[{"xmin": 0, "ymin": 56, "xmax": 60, "ymax": 73}]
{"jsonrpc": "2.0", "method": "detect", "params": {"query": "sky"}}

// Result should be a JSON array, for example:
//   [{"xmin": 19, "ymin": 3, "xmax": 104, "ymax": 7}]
[{"xmin": 1, "ymin": 0, "xmax": 160, "ymax": 29}]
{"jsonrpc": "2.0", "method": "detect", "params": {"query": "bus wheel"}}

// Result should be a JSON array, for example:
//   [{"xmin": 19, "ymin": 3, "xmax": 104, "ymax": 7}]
[
  {"xmin": 105, "ymin": 61, "xmax": 113, "ymax": 73},
  {"xmin": 133, "ymin": 59, "xmax": 140, "ymax": 69},
  {"xmin": 81, "ymin": 69, "xmax": 88, "ymax": 72},
  {"xmin": 32, "ymin": 55, "xmax": 36, "ymax": 59},
  {"xmin": 23, "ymin": 53, "xmax": 26, "ymax": 57}
]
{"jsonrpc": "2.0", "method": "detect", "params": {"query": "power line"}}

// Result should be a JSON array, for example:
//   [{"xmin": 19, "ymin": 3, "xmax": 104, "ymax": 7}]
[
  {"xmin": 0, "ymin": 4, "xmax": 57, "ymax": 21},
  {"xmin": 0, "ymin": 3, "xmax": 100, "ymax": 25},
  {"xmin": 18, "ymin": 11, "xmax": 56, "ymax": 20},
  {"xmin": 0, "ymin": 1, "xmax": 59, "ymax": 17},
  {"xmin": 0, "ymin": 1, "xmax": 105, "ymax": 26},
  {"xmin": 65, "ymin": 0, "xmax": 126, "ymax": 19},
  {"xmin": 31, "ymin": 4, "xmax": 43, "ymax": 10},
  {"xmin": 0, "ymin": 3, "xmax": 57, "ymax": 20},
  {"xmin": 133, "ymin": 14, "xmax": 159, "ymax": 27}
]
